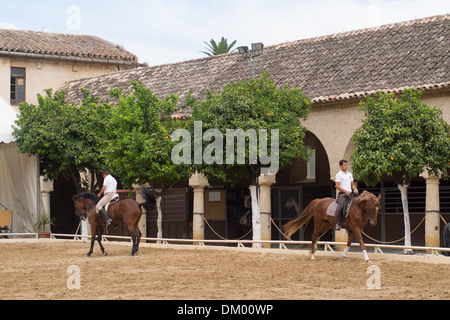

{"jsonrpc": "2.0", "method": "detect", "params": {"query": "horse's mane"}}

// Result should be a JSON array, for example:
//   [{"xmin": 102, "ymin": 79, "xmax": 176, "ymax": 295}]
[
  {"xmin": 73, "ymin": 192, "xmax": 99, "ymax": 203},
  {"xmin": 358, "ymin": 190, "xmax": 372, "ymax": 201},
  {"xmin": 355, "ymin": 190, "xmax": 381, "ymax": 207}
]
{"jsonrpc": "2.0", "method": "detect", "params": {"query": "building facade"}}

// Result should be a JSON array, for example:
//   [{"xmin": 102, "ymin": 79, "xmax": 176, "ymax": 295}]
[
  {"xmin": 0, "ymin": 29, "xmax": 139, "ymax": 108},
  {"xmin": 62, "ymin": 14, "xmax": 450, "ymax": 247},
  {"xmin": 0, "ymin": 29, "xmax": 139, "ymax": 234}
]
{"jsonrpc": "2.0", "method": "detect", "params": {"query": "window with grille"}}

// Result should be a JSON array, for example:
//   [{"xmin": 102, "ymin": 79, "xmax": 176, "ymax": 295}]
[{"xmin": 11, "ymin": 67, "xmax": 26, "ymax": 106}]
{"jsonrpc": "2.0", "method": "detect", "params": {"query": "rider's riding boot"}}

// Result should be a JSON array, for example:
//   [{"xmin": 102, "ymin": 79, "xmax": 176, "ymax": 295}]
[
  {"xmin": 335, "ymin": 212, "xmax": 342, "ymax": 231},
  {"xmin": 99, "ymin": 209, "xmax": 112, "ymax": 228}
]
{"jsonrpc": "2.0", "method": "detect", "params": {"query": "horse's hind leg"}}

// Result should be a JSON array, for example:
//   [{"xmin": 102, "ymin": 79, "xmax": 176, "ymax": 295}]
[
  {"xmin": 130, "ymin": 231, "xmax": 138, "ymax": 256},
  {"xmin": 135, "ymin": 227, "xmax": 142, "ymax": 254}
]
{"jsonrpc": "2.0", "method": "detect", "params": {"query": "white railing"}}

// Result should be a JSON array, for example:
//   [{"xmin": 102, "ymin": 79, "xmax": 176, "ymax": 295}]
[{"xmin": 1, "ymin": 232, "xmax": 447, "ymax": 257}]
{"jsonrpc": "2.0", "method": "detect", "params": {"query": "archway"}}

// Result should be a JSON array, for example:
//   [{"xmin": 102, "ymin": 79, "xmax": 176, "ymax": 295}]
[{"xmin": 272, "ymin": 131, "xmax": 332, "ymax": 241}]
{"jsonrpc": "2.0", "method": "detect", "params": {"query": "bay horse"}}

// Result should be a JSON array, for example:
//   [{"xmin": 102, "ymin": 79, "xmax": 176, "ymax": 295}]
[
  {"xmin": 73, "ymin": 185, "xmax": 156, "ymax": 257},
  {"xmin": 283, "ymin": 191, "xmax": 381, "ymax": 263}
]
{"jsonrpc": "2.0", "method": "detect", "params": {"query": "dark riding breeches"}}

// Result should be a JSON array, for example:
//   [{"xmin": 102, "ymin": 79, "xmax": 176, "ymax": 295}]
[{"xmin": 335, "ymin": 193, "xmax": 349, "ymax": 224}]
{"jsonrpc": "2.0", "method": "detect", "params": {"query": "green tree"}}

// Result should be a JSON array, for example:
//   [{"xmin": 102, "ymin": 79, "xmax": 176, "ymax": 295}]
[
  {"xmin": 13, "ymin": 89, "xmax": 109, "ymax": 194},
  {"xmin": 202, "ymin": 37, "xmax": 237, "ymax": 56},
  {"xmin": 105, "ymin": 81, "xmax": 191, "ymax": 238},
  {"xmin": 352, "ymin": 89, "xmax": 450, "ymax": 251},
  {"xmin": 183, "ymin": 73, "xmax": 311, "ymax": 246}
]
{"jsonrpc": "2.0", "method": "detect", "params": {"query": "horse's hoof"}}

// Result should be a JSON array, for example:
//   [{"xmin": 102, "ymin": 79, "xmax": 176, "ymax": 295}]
[
  {"xmin": 131, "ymin": 252, "xmax": 138, "ymax": 257},
  {"xmin": 103, "ymin": 252, "xmax": 108, "ymax": 257},
  {"xmin": 310, "ymin": 254, "xmax": 316, "ymax": 261},
  {"xmin": 366, "ymin": 260, "xmax": 373, "ymax": 264},
  {"xmin": 85, "ymin": 254, "xmax": 91, "ymax": 258}
]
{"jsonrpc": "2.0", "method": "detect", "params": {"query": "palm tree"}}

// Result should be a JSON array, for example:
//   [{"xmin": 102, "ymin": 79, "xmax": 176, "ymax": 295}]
[{"xmin": 202, "ymin": 37, "xmax": 237, "ymax": 56}]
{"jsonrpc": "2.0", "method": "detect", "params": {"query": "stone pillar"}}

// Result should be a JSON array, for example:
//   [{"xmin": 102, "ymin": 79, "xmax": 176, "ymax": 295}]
[
  {"xmin": 134, "ymin": 185, "xmax": 148, "ymax": 241},
  {"xmin": 259, "ymin": 174, "xmax": 276, "ymax": 249},
  {"xmin": 189, "ymin": 173, "xmax": 209, "ymax": 243},
  {"xmin": 422, "ymin": 173, "xmax": 441, "ymax": 250},
  {"xmin": 40, "ymin": 178, "xmax": 53, "ymax": 233},
  {"xmin": 335, "ymin": 229, "xmax": 348, "ymax": 252}
]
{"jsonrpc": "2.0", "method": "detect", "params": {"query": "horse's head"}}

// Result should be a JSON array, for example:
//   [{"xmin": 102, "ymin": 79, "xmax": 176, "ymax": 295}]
[
  {"xmin": 357, "ymin": 191, "xmax": 382, "ymax": 226},
  {"xmin": 73, "ymin": 193, "xmax": 98, "ymax": 221}
]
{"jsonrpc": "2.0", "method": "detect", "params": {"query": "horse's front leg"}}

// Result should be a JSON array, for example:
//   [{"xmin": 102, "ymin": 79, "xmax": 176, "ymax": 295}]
[
  {"xmin": 343, "ymin": 231, "xmax": 355, "ymax": 259},
  {"xmin": 97, "ymin": 228, "xmax": 107, "ymax": 256},
  {"xmin": 354, "ymin": 228, "xmax": 371, "ymax": 263},
  {"xmin": 86, "ymin": 229, "xmax": 96, "ymax": 257}
]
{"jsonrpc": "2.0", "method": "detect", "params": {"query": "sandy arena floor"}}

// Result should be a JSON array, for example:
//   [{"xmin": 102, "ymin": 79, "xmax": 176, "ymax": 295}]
[{"xmin": 0, "ymin": 239, "xmax": 449, "ymax": 300}]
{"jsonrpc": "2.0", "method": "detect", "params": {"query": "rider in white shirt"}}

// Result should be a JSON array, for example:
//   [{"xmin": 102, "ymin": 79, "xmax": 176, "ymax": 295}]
[
  {"xmin": 96, "ymin": 170, "xmax": 117, "ymax": 228},
  {"xmin": 335, "ymin": 160, "xmax": 358, "ymax": 230}
]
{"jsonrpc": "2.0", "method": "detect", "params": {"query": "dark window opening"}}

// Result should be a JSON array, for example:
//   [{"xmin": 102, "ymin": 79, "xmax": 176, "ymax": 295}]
[{"xmin": 10, "ymin": 67, "xmax": 26, "ymax": 105}]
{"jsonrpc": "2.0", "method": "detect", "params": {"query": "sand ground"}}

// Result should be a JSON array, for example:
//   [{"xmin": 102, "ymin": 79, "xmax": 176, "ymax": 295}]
[{"xmin": 0, "ymin": 239, "xmax": 449, "ymax": 300}]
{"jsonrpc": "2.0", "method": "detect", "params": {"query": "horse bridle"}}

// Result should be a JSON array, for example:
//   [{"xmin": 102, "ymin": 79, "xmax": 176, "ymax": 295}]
[
  {"xmin": 364, "ymin": 202, "xmax": 380, "ymax": 225},
  {"xmin": 77, "ymin": 205, "xmax": 95, "ymax": 221}
]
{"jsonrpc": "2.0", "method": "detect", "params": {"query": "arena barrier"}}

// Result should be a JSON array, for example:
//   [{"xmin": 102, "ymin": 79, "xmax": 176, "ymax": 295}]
[{"xmin": 0, "ymin": 232, "xmax": 444, "ymax": 257}]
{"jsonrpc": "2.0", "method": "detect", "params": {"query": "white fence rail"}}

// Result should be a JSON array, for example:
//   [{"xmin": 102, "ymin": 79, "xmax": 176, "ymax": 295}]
[{"xmin": 1, "ymin": 232, "xmax": 449, "ymax": 256}]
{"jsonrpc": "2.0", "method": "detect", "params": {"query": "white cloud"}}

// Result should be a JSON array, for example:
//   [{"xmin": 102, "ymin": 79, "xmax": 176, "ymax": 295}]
[
  {"xmin": 0, "ymin": 22, "xmax": 18, "ymax": 29},
  {"xmin": 2, "ymin": 0, "xmax": 449, "ymax": 66}
]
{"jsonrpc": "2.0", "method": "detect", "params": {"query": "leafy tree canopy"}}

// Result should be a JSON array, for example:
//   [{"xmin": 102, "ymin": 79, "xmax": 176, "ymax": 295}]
[
  {"xmin": 13, "ymin": 89, "xmax": 109, "ymax": 193},
  {"xmin": 352, "ymin": 89, "xmax": 450, "ymax": 186},
  {"xmin": 104, "ymin": 81, "xmax": 191, "ymax": 190},
  {"xmin": 187, "ymin": 72, "xmax": 311, "ymax": 184}
]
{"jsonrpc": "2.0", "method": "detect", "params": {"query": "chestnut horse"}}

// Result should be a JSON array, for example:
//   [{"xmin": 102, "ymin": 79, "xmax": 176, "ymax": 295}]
[
  {"xmin": 283, "ymin": 191, "xmax": 381, "ymax": 263},
  {"xmin": 73, "ymin": 186, "xmax": 156, "ymax": 257}
]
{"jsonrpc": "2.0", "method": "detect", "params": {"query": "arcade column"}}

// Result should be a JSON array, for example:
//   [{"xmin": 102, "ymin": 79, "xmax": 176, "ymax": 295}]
[
  {"xmin": 40, "ymin": 178, "xmax": 53, "ymax": 233},
  {"xmin": 421, "ymin": 172, "xmax": 441, "ymax": 250},
  {"xmin": 189, "ymin": 173, "xmax": 210, "ymax": 243},
  {"xmin": 259, "ymin": 174, "xmax": 276, "ymax": 249}
]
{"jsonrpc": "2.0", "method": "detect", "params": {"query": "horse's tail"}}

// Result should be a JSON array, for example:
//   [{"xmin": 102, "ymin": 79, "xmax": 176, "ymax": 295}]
[
  {"xmin": 283, "ymin": 199, "xmax": 318, "ymax": 239},
  {"xmin": 139, "ymin": 185, "xmax": 157, "ymax": 211}
]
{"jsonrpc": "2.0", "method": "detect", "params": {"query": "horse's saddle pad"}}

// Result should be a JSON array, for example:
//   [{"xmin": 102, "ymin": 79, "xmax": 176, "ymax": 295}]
[
  {"xmin": 326, "ymin": 201, "xmax": 339, "ymax": 218},
  {"xmin": 105, "ymin": 194, "xmax": 120, "ymax": 212},
  {"xmin": 326, "ymin": 198, "xmax": 353, "ymax": 219}
]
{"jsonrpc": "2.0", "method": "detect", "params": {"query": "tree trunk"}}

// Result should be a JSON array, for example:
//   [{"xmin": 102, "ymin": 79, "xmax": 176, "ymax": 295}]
[
  {"xmin": 398, "ymin": 182, "xmax": 413, "ymax": 254},
  {"xmin": 156, "ymin": 196, "xmax": 163, "ymax": 243},
  {"xmin": 249, "ymin": 185, "xmax": 262, "ymax": 249}
]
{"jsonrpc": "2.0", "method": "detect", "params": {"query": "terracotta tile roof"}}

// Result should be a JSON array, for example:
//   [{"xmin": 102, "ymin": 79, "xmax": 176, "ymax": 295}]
[
  {"xmin": 62, "ymin": 14, "xmax": 449, "ymax": 118},
  {"xmin": 0, "ymin": 29, "xmax": 138, "ymax": 62}
]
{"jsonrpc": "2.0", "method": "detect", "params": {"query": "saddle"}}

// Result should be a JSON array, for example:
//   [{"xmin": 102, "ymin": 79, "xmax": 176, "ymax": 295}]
[
  {"xmin": 104, "ymin": 194, "xmax": 120, "ymax": 212},
  {"xmin": 326, "ymin": 196, "xmax": 354, "ymax": 221},
  {"xmin": 343, "ymin": 196, "xmax": 354, "ymax": 219}
]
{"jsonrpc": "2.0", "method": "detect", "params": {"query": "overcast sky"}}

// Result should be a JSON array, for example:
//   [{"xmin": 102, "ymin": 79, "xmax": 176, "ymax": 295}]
[{"xmin": 1, "ymin": 0, "xmax": 449, "ymax": 66}]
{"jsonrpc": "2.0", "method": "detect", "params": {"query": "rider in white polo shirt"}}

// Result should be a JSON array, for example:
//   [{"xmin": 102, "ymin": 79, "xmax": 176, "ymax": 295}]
[
  {"xmin": 335, "ymin": 160, "xmax": 358, "ymax": 230},
  {"xmin": 96, "ymin": 170, "xmax": 117, "ymax": 228}
]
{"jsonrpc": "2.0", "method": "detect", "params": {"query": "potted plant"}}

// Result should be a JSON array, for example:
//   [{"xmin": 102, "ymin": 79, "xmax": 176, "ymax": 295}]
[{"xmin": 35, "ymin": 212, "xmax": 55, "ymax": 239}]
